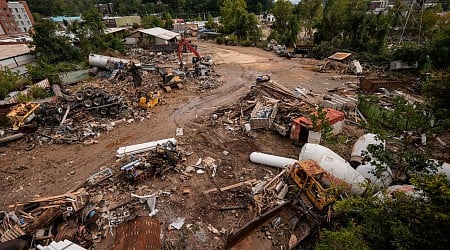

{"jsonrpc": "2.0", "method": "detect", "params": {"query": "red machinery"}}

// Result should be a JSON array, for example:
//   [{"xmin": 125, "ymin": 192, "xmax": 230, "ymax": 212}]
[{"xmin": 177, "ymin": 38, "xmax": 201, "ymax": 64}]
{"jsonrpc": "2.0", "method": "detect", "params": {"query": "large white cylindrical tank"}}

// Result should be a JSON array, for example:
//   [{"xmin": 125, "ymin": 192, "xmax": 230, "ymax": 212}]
[
  {"xmin": 88, "ymin": 54, "xmax": 132, "ymax": 68},
  {"xmin": 249, "ymin": 152, "xmax": 297, "ymax": 168},
  {"xmin": 351, "ymin": 133, "xmax": 384, "ymax": 166},
  {"xmin": 437, "ymin": 162, "xmax": 450, "ymax": 180},
  {"xmin": 356, "ymin": 162, "xmax": 393, "ymax": 189},
  {"xmin": 299, "ymin": 143, "xmax": 368, "ymax": 195}
]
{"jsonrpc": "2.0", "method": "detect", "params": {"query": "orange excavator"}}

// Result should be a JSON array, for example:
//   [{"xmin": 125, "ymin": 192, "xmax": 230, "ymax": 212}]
[{"xmin": 177, "ymin": 38, "xmax": 201, "ymax": 64}]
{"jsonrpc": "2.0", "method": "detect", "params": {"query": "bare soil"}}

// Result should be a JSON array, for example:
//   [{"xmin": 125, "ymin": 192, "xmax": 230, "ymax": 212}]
[{"xmin": 0, "ymin": 41, "xmax": 355, "ymax": 249}]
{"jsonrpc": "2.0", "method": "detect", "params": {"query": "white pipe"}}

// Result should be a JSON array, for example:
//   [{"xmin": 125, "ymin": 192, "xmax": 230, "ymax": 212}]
[
  {"xmin": 299, "ymin": 143, "xmax": 368, "ymax": 195},
  {"xmin": 249, "ymin": 152, "xmax": 297, "ymax": 168},
  {"xmin": 116, "ymin": 138, "xmax": 177, "ymax": 157}
]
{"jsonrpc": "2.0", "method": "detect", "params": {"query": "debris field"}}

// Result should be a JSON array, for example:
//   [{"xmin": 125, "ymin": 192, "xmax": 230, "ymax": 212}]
[{"xmin": 1, "ymin": 41, "xmax": 448, "ymax": 249}]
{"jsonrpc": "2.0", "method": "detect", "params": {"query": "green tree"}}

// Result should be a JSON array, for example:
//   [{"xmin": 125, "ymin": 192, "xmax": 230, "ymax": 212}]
[
  {"xmin": 142, "ymin": 15, "xmax": 164, "ymax": 28},
  {"xmin": 296, "ymin": 0, "xmax": 323, "ymax": 41},
  {"xmin": 219, "ymin": 0, "xmax": 261, "ymax": 43},
  {"xmin": 163, "ymin": 12, "xmax": 173, "ymax": 29},
  {"xmin": 323, "ymin": 173, "xmax": 450, "ymax": 249},
  {"xmin": 272, "ymin": 0, "xmax": 298, "ymax": 45},
  {"xmin": 205, "ymin": 14, "xmax": 218, "ymax": 30},
  {"xmin": 30, "ymin": 18, "xmax": 82, "ymax": 64},
  {"xmin": 423, "ymin": 69, "xmax": 450, "ymax": 110},
  {"xmin": 428, "ymin": 17, "xmax": 450, "ymax": 69}
]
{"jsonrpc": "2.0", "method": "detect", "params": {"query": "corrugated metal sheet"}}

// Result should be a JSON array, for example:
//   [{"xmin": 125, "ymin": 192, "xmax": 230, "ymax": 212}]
[
  {"xmin": 113, "ymin": 217, "xmax": 161, "ymax": 250},
  {"xmin": 139, "ymin": 27, "xmax": 180, "ymax": 40},
  {"xmin": 58, "ymin": 69, "xmax": 90, "ymax": 85},
  {"xmin": 38, "ymin": 239, "xmax": 86, "ymax": 250},
  {"xmin": 328, "ymin": 52, "xmax": 352, "ymax": 61}
]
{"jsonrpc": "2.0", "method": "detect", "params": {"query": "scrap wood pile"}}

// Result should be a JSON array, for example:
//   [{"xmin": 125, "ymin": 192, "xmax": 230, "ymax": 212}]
[
  {"xmin": 201, "ymin": 78, "xmax": 316, "ymax": 137},
  {"xmin": 0, "ymin": 141, "xmax": 184, "ymax": 248}
]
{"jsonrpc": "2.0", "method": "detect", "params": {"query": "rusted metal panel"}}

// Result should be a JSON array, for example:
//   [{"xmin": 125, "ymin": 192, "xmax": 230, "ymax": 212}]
[
  {"xmin": 328, "ymin": 52, "xmax": 352, "ymax": 61},
  {"xmin": 113, "ymin": 217, "xmax": 161, "ymax": 250},
  {"xmin": 359, "ymin": 78, "xmax": 405, "ymax": 93},
  {"xmin": 297, "ymin": 160, "xmax": 326, "ymax": 176}
]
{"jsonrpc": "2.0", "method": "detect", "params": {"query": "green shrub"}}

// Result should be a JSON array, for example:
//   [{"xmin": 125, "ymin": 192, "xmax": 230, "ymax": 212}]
[
  {"xmin": 0, "ymin": 67, "xmax": 21, "ymax": 99},
  {"xmin": 215, "ymin": 36, "xmax": 224, "ymax": 45}
]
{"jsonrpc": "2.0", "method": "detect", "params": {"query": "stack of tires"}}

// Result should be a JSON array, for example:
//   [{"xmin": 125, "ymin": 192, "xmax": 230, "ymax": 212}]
[{"xmin": 74, "ymin": 87, "xmax": 121, "ymax": 116}]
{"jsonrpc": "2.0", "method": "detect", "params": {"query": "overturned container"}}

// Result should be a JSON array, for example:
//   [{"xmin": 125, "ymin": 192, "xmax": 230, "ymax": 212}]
[{"xmin": 299, "ymin": 143, "xmax": 368, "ymax": 195}]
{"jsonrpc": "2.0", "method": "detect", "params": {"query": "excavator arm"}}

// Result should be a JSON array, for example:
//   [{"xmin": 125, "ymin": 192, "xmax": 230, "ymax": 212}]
[{"xmin": 177, "ymin": 38, "xmax": 201, "ymax": 62}]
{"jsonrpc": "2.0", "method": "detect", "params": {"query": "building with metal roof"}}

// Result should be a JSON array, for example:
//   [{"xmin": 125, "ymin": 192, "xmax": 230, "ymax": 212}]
[{"xmin": 125, "ymin": 27, "xmax": 181, "ymax": 47}]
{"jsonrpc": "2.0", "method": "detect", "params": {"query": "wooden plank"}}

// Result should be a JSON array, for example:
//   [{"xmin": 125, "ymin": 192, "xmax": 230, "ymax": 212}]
[{"xmin": 203, "ymin": 179, "xmax": 257, "ymax": 194}]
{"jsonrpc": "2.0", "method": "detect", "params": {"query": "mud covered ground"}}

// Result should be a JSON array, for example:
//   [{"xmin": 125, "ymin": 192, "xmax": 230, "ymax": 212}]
[{"xmin": 0, "ymin": 42, "xmax": 360, "ymax": 249}]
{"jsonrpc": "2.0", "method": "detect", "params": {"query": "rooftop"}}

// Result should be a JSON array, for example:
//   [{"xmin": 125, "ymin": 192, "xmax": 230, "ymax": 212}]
[
  {"xmin": 137, "ymin": 27, "xmax": 179, "ymax": 40},
  {"xmin": 0, "ymin": 44, "xmax": 31, "ymax": 60}
]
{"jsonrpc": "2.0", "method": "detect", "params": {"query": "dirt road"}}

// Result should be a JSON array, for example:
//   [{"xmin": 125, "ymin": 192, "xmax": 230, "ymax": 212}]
[{"xmin": 0, "ymin": 42, "xmax": 347, "ymax": 248}]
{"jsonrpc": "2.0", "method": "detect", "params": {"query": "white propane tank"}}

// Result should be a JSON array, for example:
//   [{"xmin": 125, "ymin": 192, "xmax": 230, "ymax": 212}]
[
  {"xmin": 437, "ymin": 162, "xmax": 450, "ymax": 180},
  {"xmin": 356, "ymin": 162, "xmax": 393, "ymax": 189},
  {"xmin": 249, "ymin": 152, "xmax": 297, "ymax": 168},
  {"xmin": 299, "ymin": 143, "xmax": 368, "ymax": 195},
  {"xmin": 351, "ymin": 133, "xmax": 384, "ymax": 166}
]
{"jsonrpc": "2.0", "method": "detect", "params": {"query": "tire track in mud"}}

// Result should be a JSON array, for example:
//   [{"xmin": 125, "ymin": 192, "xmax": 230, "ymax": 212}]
[{"xmin": 168, "ymin": 65, "xmax": 253, "ymax": 125}]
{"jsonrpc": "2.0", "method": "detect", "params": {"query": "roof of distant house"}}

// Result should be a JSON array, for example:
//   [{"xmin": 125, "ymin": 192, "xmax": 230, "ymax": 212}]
[
  {"xmin": 105, "ymin": 27, "xmax": 127, "ymax": 34},
  {"xmin": 0, "ymin": 44, "xmax": 32, "ymax": 60},
  {"xmin": 50, "ymin": 16, "xmax": 82, "ymax": 23},
  {"xmin": 137, "ymin": 27, "xmax": 180, "ymax": 40},
  {"xmin": 328, "ymin": 52, "xmax": 352, "ymax": 61}
]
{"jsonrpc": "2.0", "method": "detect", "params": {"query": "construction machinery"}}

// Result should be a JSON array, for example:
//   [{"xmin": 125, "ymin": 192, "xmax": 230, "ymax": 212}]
[
  {"xmin": 177, "ymin": 38, "xmax": 201, "ymax": 65},
  {"xmin": 177, "ymin": 39, "xmax": 212, "ymax": 76},
  {"xmin": 6, "ymin": 102, "xmax": 40, "ymax": 130},
  {"xmin": 158, "ymin": 67, "xmax": 184, "ymax": 92},
  {"xmin": 287, "ymin": 160, "xmax": 338, "ymax": 211},
  {"xmin": 138, "ymin": 91, "xmax": 161, "ymax": 109}
]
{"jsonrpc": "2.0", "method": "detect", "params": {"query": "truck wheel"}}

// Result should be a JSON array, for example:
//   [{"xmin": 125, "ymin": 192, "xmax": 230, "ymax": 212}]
[
  {"xmin": 176, "ymin": 84, "xmax": 183, "ymax": 89},
  {"xmin": 75, "ymin": 91, "xmax": 85, "ymax": 101},
  {"xmin": 100, "ymin": 107, "xmax": 108, "ymax": 115},
  {"xmin": 84, "ymin": 99, "xmax": 93, "ymax": 108},
  {"xmin": 109, "ymin": 107, "xmax": 119, "ymax": 115},
  {"xmin": 85, "ymin": 87, "xmax": 95, "ymax": 97},
  {"xmin": 93, "ymin": 97, "xmax": 103, "ymax": 106}
]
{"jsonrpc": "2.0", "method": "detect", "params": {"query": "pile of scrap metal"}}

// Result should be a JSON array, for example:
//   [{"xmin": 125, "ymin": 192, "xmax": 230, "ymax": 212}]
[
  {"xmin": 0, "ymin": 140, "xmax": 181, "ymax": 249},
  {"xmin": 1, "ymin": 189, "xmax": 96, "ymax": 249},
  {"xmin": 227, "ymin": 159, "xmax": 341, "ymax": 249},
  {"xmin": 319, "ymin": 52, "xmax": 362, "ymax": 75},
  {"xmin": 2, "ymin": 85, "xmax": 128, "ymax": 144},
  {"xmin": 116, "ymin": 138, "xmax": 182, "ymax": 183},
  {"xmin": 124, "ymin": 45, "xmax": 219, "ymax": 92}
]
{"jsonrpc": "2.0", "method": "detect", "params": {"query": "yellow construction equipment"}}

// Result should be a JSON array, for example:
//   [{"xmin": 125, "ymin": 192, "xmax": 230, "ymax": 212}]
[
  {"xmin": 138, "ymin": 91, "xmax": 161, "ymax": 110},
  {"xmin": 288, "ymin": 160, "xmax": 338, "ymax": 211},
  {"xmin": 6, "ymin": 102, "xmax": 40, "ymax": 130}
]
